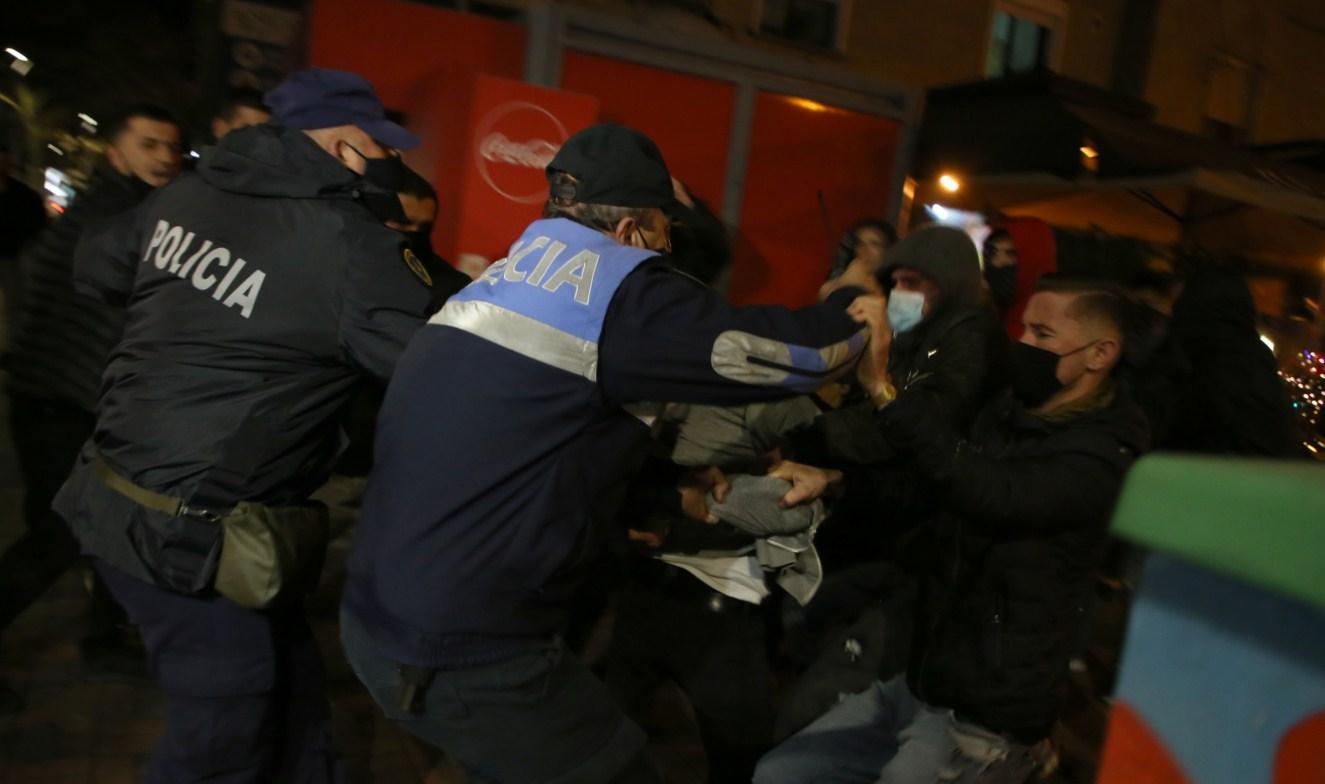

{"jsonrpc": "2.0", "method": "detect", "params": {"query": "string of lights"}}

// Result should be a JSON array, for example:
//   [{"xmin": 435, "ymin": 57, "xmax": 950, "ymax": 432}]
[{"xmin": 1281, "ymin": 349, "xmax": 1325, "ymax": 458}]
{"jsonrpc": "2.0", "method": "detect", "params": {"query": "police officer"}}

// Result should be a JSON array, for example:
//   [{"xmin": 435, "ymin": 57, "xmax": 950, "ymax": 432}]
[
  {"xmin": 52, "ymin": 69, "xmax": 430, "ymax": 782},
  {"xmin": 340, "ymin": 123, "xmax": 871, "ymax": 783}
]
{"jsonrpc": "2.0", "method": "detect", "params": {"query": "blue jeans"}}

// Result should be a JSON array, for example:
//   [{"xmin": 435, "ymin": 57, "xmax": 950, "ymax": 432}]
[
  {"xmin": 754, "ymin": 676, "xmax": 1035, "ymax": 784},
  {"xmin": 340, "ymin": 608, "xmax": 659, "ymax": 784}
]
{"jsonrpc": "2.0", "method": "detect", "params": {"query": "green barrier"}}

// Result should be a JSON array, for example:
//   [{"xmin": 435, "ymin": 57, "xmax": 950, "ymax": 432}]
[{"xmin": 1110, "ymin": 453, "xmax": 1325, "ymax": 609}]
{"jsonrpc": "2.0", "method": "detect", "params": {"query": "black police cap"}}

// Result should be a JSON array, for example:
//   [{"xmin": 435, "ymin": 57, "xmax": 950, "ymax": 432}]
[{"xmin": 545, "ymin": 123, "xmax": 675, "ymax": 209}]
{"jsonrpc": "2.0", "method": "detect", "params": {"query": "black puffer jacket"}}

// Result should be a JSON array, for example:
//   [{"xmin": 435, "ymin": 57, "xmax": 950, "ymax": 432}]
[
  {"xmin": 7, "ymin": 167, "xmax": 153, "ymax": 410},
  {"xmin": 878, "ymin": 384, "xmax": 1149, "ymax": 742}
]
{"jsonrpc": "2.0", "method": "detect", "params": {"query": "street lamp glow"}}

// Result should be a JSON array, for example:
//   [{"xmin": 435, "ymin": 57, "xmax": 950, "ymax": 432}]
[
  {"xmin": 939, "ymin": 174, "xmax": 961, "ymax": 193},
  {"xmin": 6, "ymin": 48, "xmax": 29, "ymax": 62},
  {"xmin": 78, "ymin": 113, "xmax": 98, "ymax": 126}
]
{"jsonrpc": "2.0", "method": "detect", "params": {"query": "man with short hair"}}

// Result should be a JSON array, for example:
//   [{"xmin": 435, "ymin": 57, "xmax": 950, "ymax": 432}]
[
  {"xmin": 757, "ymin": 278, "xmax": 1150, "ymax": 783},
  {"xmin": 0, "ymin": 105, "xmax": 183, "ymax": 710},
  {"xmin": 210, "ymin": 86, "xmax": 271, "ymax": 140},
  {"xmin": 384, "ymin": 168, "xmax": 471, "ymax": 308},
  {"xmin": 102, "ymin": 103, "xmax": 184, "ymax": 188},
  {"xmin": 340, "ymin": 123, "xmax": 871, "ymax": 783},
  {"xmin": 52, "ymin": 69, "xmax": 430, "ymax": 782},
  {"xmin": 982, "ymin": 217, "xmax": 1058, "ymax": 339}
]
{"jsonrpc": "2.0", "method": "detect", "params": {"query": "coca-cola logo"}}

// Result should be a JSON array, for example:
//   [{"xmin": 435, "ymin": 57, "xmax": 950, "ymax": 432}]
[
  {"xmin": 474, "ymin": 101, "xmax": 568, "ymax": 204},
  {"xmin": 480, "ymin": 133, "xmax": 559, "ymax": 169}
]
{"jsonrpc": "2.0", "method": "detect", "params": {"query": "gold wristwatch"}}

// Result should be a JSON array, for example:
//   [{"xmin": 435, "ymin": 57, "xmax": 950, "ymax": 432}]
[{"xmin": 870, "ymin": 380, "xmax": 898, "ymax": 409}]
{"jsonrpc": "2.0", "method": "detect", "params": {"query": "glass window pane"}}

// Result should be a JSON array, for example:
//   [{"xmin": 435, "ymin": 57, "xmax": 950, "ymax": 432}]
[
  {"xmin": 1008, "ymin": 17, "xmax": 1046, "ymax": 73},
  {"xmin": 986, "ymin": 11, "xmax": 1012, "ymax": 76}
]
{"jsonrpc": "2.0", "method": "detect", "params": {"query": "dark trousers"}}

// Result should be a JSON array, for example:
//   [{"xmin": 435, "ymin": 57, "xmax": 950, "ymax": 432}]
[
  {"xmin": 0, "ymin": 394, "xmax": 120, "ymax": 635},
  {"xmin": 95, "ymin": 559, "xmax": 342, "ymax": 784},
  {"xmin": 340, "ymin": 608, "xmax": 659, "ymax": 784},
  {"xmin": 603, "ymin": 567, "xmax": 778, "ymax": 784}
]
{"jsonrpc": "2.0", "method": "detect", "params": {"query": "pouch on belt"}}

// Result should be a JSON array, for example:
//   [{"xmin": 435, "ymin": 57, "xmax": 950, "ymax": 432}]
[
  {"xmin": 94, "ymin": 457, "xmax": 330, "ymax": 609},
  {"xmin": 213, "ymin": 501, "xmax": 329, "ymax": 609}
]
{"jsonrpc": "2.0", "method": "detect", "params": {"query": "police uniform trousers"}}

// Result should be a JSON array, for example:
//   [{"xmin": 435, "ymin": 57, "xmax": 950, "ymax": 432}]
[
  {"xmin": 94, "ymin": 558, "xmax": 342, "ymax": 784},
  {"xmin": 340, "ymin": 608, "xmax": 660, "ymax": 784},
  {"xmin": 603, "ymin": 559, "xmax": 778, "ymax": 784}
]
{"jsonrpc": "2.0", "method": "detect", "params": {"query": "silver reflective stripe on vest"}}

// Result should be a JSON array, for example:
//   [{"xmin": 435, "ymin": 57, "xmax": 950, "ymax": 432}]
[
  {"xmin": 710, "ymin": 327, "xmax": 868, "ymax": 390},
  {"xmin": 431, "ymin": 299, "xmax": 599, "ymax": 381}
]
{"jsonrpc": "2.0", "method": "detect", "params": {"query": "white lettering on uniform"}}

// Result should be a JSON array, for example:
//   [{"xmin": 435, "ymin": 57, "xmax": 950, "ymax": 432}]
[
  {"xmin": 135, "ymin": 220, "xmax": 265, "ymax": 319},
  {"xmin": 213, "ymin": 258, "xmax": 246, "ymax": 300},
  {"xmin": 146, "ymin": 220, "xmax": 169, "ymax": 262},
  {"xmin": 525, "ymin": 240, "xmax": 567, "ymax": 287},
  {"xmin": 156, "ymin": 226, "xmax": 183, "ymax": 269},
  {"xmin": 222, "ymin": 271, "xmax": 265, "ymax": 319},
  {"xmin": 480, "ymin": 258, "xmax": 509, "ymax": 285},
  {"xmin": 180, "ymin": 240, "xmax": 212, "ymax": 276},
  {"xmin": 541, "ymin": 250, "xmax": 599, "ymax": 305},
  {"xmin": 503, "ymin": 237, "xmax": 549, "ymax": 283},
  {"xmin": 192, "ymin": 247, "xmax": 230, "ymax": 291},
  {"xmin": 168, "ymin": 232, "xmax": 195, "ymax": 272}
]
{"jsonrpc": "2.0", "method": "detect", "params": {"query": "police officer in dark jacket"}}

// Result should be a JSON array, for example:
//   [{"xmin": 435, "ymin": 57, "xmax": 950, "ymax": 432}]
[
  {"xmin": 340, "ymin": 123, "xmax": 870, "ymax": 783},
  {"xmin": 758, "ymin": 279, "xmax": 1148, "ymax": 783},
  {"xmin": 51, "ymin": 69, "xmax": 430, "ymax": 783}
]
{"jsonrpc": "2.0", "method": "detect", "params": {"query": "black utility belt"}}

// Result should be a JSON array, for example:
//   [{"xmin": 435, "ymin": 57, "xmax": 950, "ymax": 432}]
[{"xmin": 93, "ymin": 457, "xmax": 330, "ymax": 609}]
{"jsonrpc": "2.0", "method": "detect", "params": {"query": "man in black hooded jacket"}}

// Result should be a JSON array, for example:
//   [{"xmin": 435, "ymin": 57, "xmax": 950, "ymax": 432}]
[
  {"xmin": 50, "ymin": 69, "xmax": 429, "ymax": 783},
  {"xmin": 758, "ymin": 279, "xmax": 1149, "ymax": 783},
  {"xmin": 799, "ymin": 224, "xmax": 1010, "ymax": 565}
]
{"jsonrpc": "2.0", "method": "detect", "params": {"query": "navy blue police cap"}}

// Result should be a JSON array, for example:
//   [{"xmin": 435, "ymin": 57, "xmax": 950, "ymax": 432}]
[
  {"xmin": 546, "ymin": 123, "xmax": 675, "ymax": 209},
  {"xmin": 265, "ymin": 68, "xmax": 420, "ymax": 151}
]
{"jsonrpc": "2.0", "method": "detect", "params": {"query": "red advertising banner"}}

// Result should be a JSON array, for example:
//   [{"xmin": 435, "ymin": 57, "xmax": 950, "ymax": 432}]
[{"xmin": 451, "ymin": 76, "xmax": 599, "ymax": 276}]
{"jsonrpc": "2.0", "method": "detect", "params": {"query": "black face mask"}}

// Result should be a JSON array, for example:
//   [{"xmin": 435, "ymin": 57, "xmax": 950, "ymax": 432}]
[
  {"xmin": 984, "ymin": 264, "xmax": 1017, "ymax": 310},
  {"xmin": 347, "ymin": 144, "xmax": 409, "ymax": 191},
  {"xmin": 1011, "ymin": 340, "xmax": 1094, "ymax": 408},
  {"xmin": 359, "ymin": 190, "xmax": 407, "ymax": 224},
  {"xmin": 403, "ymin": 225, "xmax": 434, "ymax": 255},
  {"xmin": 346, "ymin": 144, "xmax": 410, "ymax": 223}
]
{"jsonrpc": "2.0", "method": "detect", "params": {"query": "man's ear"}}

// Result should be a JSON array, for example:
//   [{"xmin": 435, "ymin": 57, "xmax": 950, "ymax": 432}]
[
  {"xmin": 332, "ymin": 137, "xmax": 361, "ymax": 173},
  {"xmin": 1087, "ymin": 337, "xmax": 1121, "ymax": 371},
  {"xmin": 613, "ymin": 216, "xmax": 640, "ymax": 246},
  {"xmin": 105, "ymin": 144, "xmax": 129, "ymax": 176},
  {"xmin": 211, "ymin": 117, "xmax": 229, "ymax": 141}
]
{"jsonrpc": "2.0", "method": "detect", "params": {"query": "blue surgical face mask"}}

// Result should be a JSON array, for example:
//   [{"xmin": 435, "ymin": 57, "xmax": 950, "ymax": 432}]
[{"xmin": 887, "ymin": 289, "xmax": 926, "ymax": 334}]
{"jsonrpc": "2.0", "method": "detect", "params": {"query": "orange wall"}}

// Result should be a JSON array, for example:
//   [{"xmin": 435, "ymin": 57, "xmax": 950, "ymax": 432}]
[
  {"xmin": 307, "ymin": 0, "xmax": 902, "ymax": 306},
  {"xmin": 561, "ymin": 50, "xmax": 735, "ymax": 210},
  {"xmin": 307, "ymin": 0, "xmax": 528, "ymax": 260},
  {"xmin": 731, "ymin": 93, "xmax": 899, "ymax": 306},
  {"xmin": 307, "ymin": 0, "xmax": 525, "ymax": 110}
]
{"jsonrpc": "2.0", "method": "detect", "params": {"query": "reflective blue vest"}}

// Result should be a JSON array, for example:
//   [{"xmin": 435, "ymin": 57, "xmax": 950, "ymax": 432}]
[{"xmin": 434, "ymin": 217, "xmax": 656, "ymax": 382}]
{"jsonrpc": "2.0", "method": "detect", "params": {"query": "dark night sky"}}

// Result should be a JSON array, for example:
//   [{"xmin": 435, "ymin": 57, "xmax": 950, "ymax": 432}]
[{"xmin": 2, "ymin": 0, "xmax": 203, "ymax": 134}]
